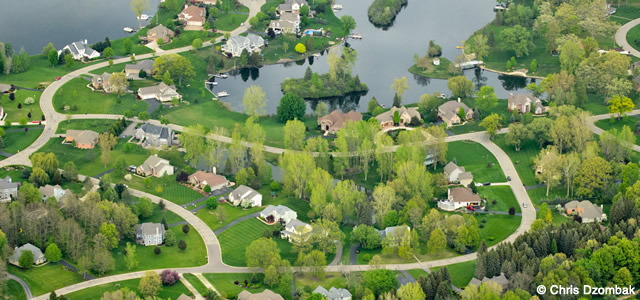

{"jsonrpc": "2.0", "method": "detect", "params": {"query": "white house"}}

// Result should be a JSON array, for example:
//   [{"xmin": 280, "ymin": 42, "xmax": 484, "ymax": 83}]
[
  {"xmin": 136, "ymin": 223, "xmax": 165, "ymax": 246},
  {"xmin": 443, "ymin": 161, "xmax": 473, "ymax": 186},
  {"xmin": 0, "ymin": 176, "xmax": 19, "ymax": 202},
  {"xmin": 39, "ymin": 184, "xmax": 67, "ymax": 202},
  {"xmin": 58, "ymin": 40, "xmax": 100, "ymax": 60},
  {"xmin": 9, "ymin": 243, "xmax": 46, "ymax": 266},
  {"xmin": 137, "ymin": 154, "xmax": 174, "ymax": 177},
  {"xmin": 260, "ymin": 205, "xmax": 297, "ymax": 224},
  {"xmin": 221, "ymin": 34, "xmax": 265, "ymax": 57},
  {"xmin": 281, "ymin": 218, "xmax": 312, "ymax": 242},
  {"xmin": 507, "ymin": 93, "xmax": 546, "ymax": 115},
  {"xmin": 269, "ymin": 12, "xmax": 300, "ymax": 35},
  {"xmin": 229, "ymin": 185, "xmax": 262, "ymax": 207},
  {"xmin": 313, "ymin": 286, "xmax": 352, "ymax": 300},
  {"xmin": 137, "ymin": 82, "xmax": 181, "ymax": 102},
  {"xmin": 438, "ymin": 187, "xmax": 481, "ymax": 211}
]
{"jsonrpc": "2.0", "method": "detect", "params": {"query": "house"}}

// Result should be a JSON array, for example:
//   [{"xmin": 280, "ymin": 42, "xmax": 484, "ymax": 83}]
[
  {"xmin": 39, "ymin": 184, "xmax": 67, "ymax": 202},
  {"xmin": 9, "ymin": 243, "xmax": 46, "ymax": 267},
  {"xmin": 238, "ymin": 289, "xmax": 284, "ymax": 300},
  {"xmin": 125, "ymin": 60, "xmax": 155, "ymax": 80},
  {"xmin": 137, "ymin": 154, "xmax": 174, "ymax": 177},
  {"xmin": 260, "ymin": 204, "xmax": 297, "ymax": 224},
  {"xmin": 377, "ymin": 225, "xmax": 410, "ymax": 247},
  {"xmin": 177, "ymin": 294, "xmax": 193, "ymax": 300},
  {"xmin": 91, "ymin": 72, "xmax": 114, "ymax": 93},
  {"xmin": 134, "ymin": 123, "xmax": 175, "ymax": 147},
  {"xmin": 375, "ymin": 106, "xmax": 421, "ymax": 127},
  {"xmin": 65, "ymin": 130, "xmax": 99, "ymax": 149},
  {"xmin": 433, "ymin": 58, "xmax": 440, "ymax": 66},
  {"xmin": 565, "ymin": 200, "xmax": 607, "ymax": 223},
  {"xmin": 443, "ymin": 161, "xmax": 473, "ymax": 186},
  {"xmin": 0, "ymin": 176, "xmax": 19, "ymax": 202},
  {"xmin": 0, "ymin": 83, "xmax": 11, "ymax": 93},
  {"xmin": 137, "ymin": 82, "xmax": 181, "ymax": 102},
  {"xmin": 58, "ymin": 40, "xmax": 100, "ymax": 60},
  {"xmin": 229, "ymin": 185, "xmax": 262, "ymax": 207},
  {"xmin": 146, "ymin": 25, "xmax": 175, "ymax": 43},
  {"xmin": 507, "ymin": 93, "xmax": 546, "ymax": 115},
  {"xmin": 190, "ymin": 0, "xmax": 217, "ymax": 4},
  {"xmin": 135, "ymin": 223, "xmax": 165, "ymax": 246},
  {"xmin": 438, "ymin": 187, "xmax": 482, "ymax": 211},
  {"xmin": 313, "ymin": 286, "xmax": 352, "ymax": 300},
  {"xmin": 277, "ymin": 0, "xmax": 308, "ymax": 14},
  {"xmin": 318, "ymin": 109, "xmax": 362, "ymax": 134},
  {"xmin": 438, "ymin": 100, "xmax": 473, "ymax": 127},
  {"xmin": 188, "ymin": 171, "xmax": 230, "ymax": 191},
  {"xmin": 269, "ymin": 12, "xmax": 301, "ymax": 34},
  {"xmin": 178, "ymin": 5, "xmax": 206, "ymax": 28},
  {"xmin": 281, "ymin": 218, "xmax": 312, "ymax": 242},
  {"xmin": 469, "ymin": 273, "xmax": 509, "ymax": 291},
  {"xmin": 221, "ymin": 34, "xmax": 265, "ymax": 57}
]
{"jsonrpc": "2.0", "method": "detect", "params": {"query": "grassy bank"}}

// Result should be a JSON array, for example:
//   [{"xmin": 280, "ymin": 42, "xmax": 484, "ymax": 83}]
[{"xmin": 408, "ymin": 57, "xmax": 454, "ymax": 79}]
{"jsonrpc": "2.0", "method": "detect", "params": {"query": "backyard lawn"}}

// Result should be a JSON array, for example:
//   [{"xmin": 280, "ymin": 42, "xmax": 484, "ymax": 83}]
[
  {"xmin": 7, "ymin": 279, "xmax": 27, "ymax": 300},
  {"xmin": 203, "ymin": 273, "xmax": 281, "ymax": 299},
  {"xmin": 215, "ymin": 10, "xmax": 249, "ymax": 32},
  {"xmin": 52, "ymin": 77, "xmax": 149, "ymax": 115},
  {"xmin": 65, "ymin": 278, "xmax": 191, "ymax": 300},
  {"xmin": 2, "ymin": 90, "xmax": 44, "ymax": 123},
  {"xmin": 55, "ymin": 119, "xmax": 127, "ymax": 134},
  {"xmin": 432, "ymin": 260, "xmax": 476, "ymax": 288},
  {"xmin": 8, "ymin": 263, "xmax": 83, "ymax": 296},
  {"xmin": 492, "ymin": 134, "xmax": 538, "ymax": 186},
  {"xmin": 2, "ymin": 127, "xmax": 43, "ymax": 154},
  {"xmin": 446, "ymin": 140, "xmax": 507, "ymax": 183},
  {"xmin": 184, "ymin": 273, "xmax": 208, "ymax": 295},
  {"xmin": 140, "ymin": 203, "xmax": 185, "ymax": 225},
  {"xmin": 118, "ymin": 173, "xmax": 204, "ymax": 205},
  {"xmin": 0, "ymin": 54, "xmax": 92, "ymax": 88},
  {"xmin": 595, "ymin": 117, "xmax": 640, "ymax": 145},
  {"xmin": 196, "ymin": 203, "xmax": 262, "ymax": 231},
  {"xmin": 474, "ymin": 214, "xmax": 520, "ymax": 247},
  {"xmin": 295, "ymin": 272, "xmax": 349, "ymax": 293},
  {"xmin": 477, "ymin": 185, "xmax": 521, "ymax": 213}
]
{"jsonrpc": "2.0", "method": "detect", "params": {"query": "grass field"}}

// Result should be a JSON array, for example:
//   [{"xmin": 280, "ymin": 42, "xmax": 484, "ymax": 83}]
[
  {"xmin": 215, "ymin": 10, "xmax": 249, "ymax": 32},
  {"xmin": 65, "ymin": 278, "xmax": 191, "ymax": 300},
  {"xmin": 408, "ymin": 57, "xmax": 454, "ymax": 79},
  {"xmin": 627, "ymin": 22, "xmax": 640, "ymax": 52},
  {"xmin": 474, "ymin": 214, "xmax": 520, "ymax": 247},
  {"xmin": 2, "ymin": 90, "xmax": 44, "ymax": 123},
  {"xmin": 140, "ymin": 203, "xmax": 185, "ymax": 225},
  {"xmin": 432, "ymin": 260, "xmax": 476, "ymax": 288},
  {"xmin": 295, "ymin": 272, "xmax": 348, "ymax": 293},
  {"xmin": 477, "ymin": 185, "xmax": 521, "ymax": 213},
  {"xmin": 118, "ymin": 173, "xmax": 204, "ymax": 205},
  {"xmin": 160, "ymin": 31, "xmax": 214, "ymax": 50},
  {"xmin": 7, "ymin": 279, "xmax": 27, "ymax": 300},
  {"xmin": 52, "ymin": 77, "xmax": 149, "ymax": 115},
  {"xmin": 2, "ymin": 128, "xmax": 43, "ymax": 154},
  {"xmin": 595, "ymin": 117, "xmax": 640, "ymax": 145},
  {"xmin": 55, "ymin": 119, "xmax": 125, "ymax": 134},
  {"xmin": 446, "ymin": 140, "xmax": 507, "ymax": 183},
  {"xmin": 110, "ymin": 225, "xmax": 207, "ymax": 275},
  {"xmin": 492, "ymin": 134, "xmax": 538, "ymax": 186},
  {"xmin": 203, "ymin": 273, "xmax": 280, "ymax": 299},
  {"xmin": 184, "ymin": 273, "xmax": 208, "ymax": 295},
  {"xmin": 0, "ymin": 55, "xmax": 94, "ymax": 89},
  {"xmin": 8, "ymin": 263, "xmax": 83, "ymax": 296},
  {"xmin": 196, "ymin": 203, "xmax": 261, "ymax": 231}
]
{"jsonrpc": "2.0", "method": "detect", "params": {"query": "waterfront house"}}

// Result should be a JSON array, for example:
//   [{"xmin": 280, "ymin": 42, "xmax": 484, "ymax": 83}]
[
  {"xmin": 58, "ymin": 40, "xmax": 100, "ymax": 60},
  {"xmin": 269, "ymin": 12, "xmax": 300, "ymax": 35},
  {"xmin": 125, "ymin": 60, "xmax": 155, "ymax": 80},
  {"xmin": 507, "ymin": 93, "xmax": 546, "ymax": 114},
  {"xmin": 229, "ymin": 185, "xmax": 262, "ymax": 207},
  {"xmin": 318, "ymin": 109, "xmax": 362, "ymax": 134},
  {"xmin": 313, "ymin": 286, "xmax": 352, "ymax": 300},
  {"xmin": 221, "ymin": 34, "xmax": 265, "ymax": 57},
  {"xmin": 9, "ymin": 243, "xmax": 46, "ymax": 267},
  {"xmin": 65, "ymin": 130, "xmax": 99, "ymax": 149},
  {"xmin": 146, "ymin": 25, "xmax": 175, "ymax": 43},
  {"xmin": 565, "ymin": 200, "xmax": 606, "ymax": 223},
  {"xmin": 375, "ymin": 106, "xmax": 421, "ymax": 127},
  {"xmin": 0, "ymin": 176, "xmax": 19, "ymax": 202},
  {"xmin": 438, "ymin": 99, "xmax": 473, "ymax": 127},
  {"xmin": 178, "ymin": 5, "xmax": 206, "ymax": 29},
  {"xmin": 135, "ymin": 223, "xmax": 165, "ymax": 246},
  {"xmin": 438, "ymin": 187, "xmax": 481, "ymax": 211},
  {"xmin": 137, "ymin": 82, "xmax": 181, "ymax": 102},
  {"xmin": 137, "ymin": 154, "xmax": 174, "ymax": 177},
  {"xmin": 188, "ymin": 171, "xmax": 230, "ymax": 191},
  {"xmin": 134, "ymin": 123, "xmax": 175, "ymax": 147}
]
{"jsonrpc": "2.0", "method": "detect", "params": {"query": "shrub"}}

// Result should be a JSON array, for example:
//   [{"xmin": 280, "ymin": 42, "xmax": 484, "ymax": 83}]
[
  {"xmin": 295, "ymin": 43, "xmax": 306, "ymax": 54},
  {"xmin": 178, "ymin": 240, "xmax": 187, "ymax": 251},
  {"xmin": 24, "ymin": 97, "xmax": 35, "ymax": 105},
  {"xmin": 479, "ymin": 223, "xmax": 485, "ymax": 228},
  {"xmin": 492, "ymin": 200, "xmax": 497, "ymax": 205},
  {"xmin": 270, "ymin": 181, "xmax": 280, "ymax": 191},
  {"xmin": 508, "ymin": 207, "xmax": 516, "ymax": 215},
  {"xmin": 481, "ymin": 218, "xmax": 487, "ymax": 223},
  {"xmin": 204, "ymin": 185, "xmax": 211, "ymax": 193},
  {"xmin": 160, "ymin": 269, "xmax": 180, "ymax": 286},
  {"xmin": 154, "ymin": 247, "xmax": 161, "ymax": 255},
  {"xmin": 182, "ymin": 225, "xmax": 190, "ymax": 234},
  {"xmin": 362, "ymin": 254, "xmax": 371, "ymax": 262}
]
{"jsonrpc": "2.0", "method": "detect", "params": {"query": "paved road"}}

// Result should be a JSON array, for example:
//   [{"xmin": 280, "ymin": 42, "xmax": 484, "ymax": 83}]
[
  {"xmin": 586, "ymin": 110, "xmax": 640, "ymax": 152},
  {"xmin": 9, "ymin": 274, "xmax": 33, "ymax": 299},
  {"xmin": 615, "ymin": 18, "xmax": 640, "ymax": 58},
  {"xmin": 329, "ymin": 242, "xmax": 343, "ymax": 266}
]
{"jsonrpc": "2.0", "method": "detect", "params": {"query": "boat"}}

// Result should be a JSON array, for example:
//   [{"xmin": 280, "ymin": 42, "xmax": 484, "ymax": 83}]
[
  {"xmin": 349, "ymin": 33, "xmax": 363, "ymax": 39},
  {"xmin": 216, "ymin": 73, "xmax": 228, "ymax": 79},
  {"xmin": 206, "ymin": 81, "xmax": 218, "ymax": 86},
  {"xmin": 137, "ymin": 14, "xmax": 150, "ymax": 20},
  {"xmin": 217, "ymin": 91, "xmax": 229, "ymax": 97},
  {"xmin": 123, "ymin": 27, "xmax": 135, "ymax": 33},
  {"xmin": 332, "ymin": 4, "xmax": 343, "ymax": 10},
  {"xmin": 312, "ymin": 53, "xmax": 321, "ymax": 57}
]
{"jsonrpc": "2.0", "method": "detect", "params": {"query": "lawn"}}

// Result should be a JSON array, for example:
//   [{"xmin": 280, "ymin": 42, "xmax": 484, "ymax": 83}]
[
  {"xmin": 474, "ymin": 214, "xmax": 520, "ymax": 247},
  {"xmin": 118, "ymin": 173, "xmax": 204, "ymax": 205},
  {"xmin": 110, "ymin": 225, "xmax": 207, "ymax": 275},
  {"xmin": 445, "ymin": 140, "xmax": 507, "ymax": 183},
  {"xmin": 492, "ymin": 134, "xmax": 539, "ymax": 186},
  {"xmin": 0, "ymin": 166, "xmax": 27, "ymax": 182},
  {"xmin": 160, "ymin": 30, "xmax": 214, "ymax": 50},
  {"xmin": 215, "ymin": 11, "xmax": 249, "ymax": 32},
  {"xmin": 627, "ymin": 21, "xmax": 640, "ymax": 53},
  {"xmin": 477, "ymin": 185, "xmax": 520, "ymax": 213},
  {"xmin": 55, "ymin": 119, "xmax": 127, "ymax": 134},
  {"xmin": 8, "ymin": 263, "xmax": 83, "ymax": 296},
  {"xmin": 356, "ymin": 243, "xmax": 458, "ymax": 265},
  {"xmin": 64, "ymin": 278, "xmax": 191, "ymax": 300},
  {"xmin": 295, "ymin": 272, "xmax": 348, "ymax": 293},
  {"xmin": 184, "ymin": 273, "xmax": 208, "ymax": 295},
  {"xmin": 52, "ymin": 77, "xmax": 149, "ymax": 115},
  {"xmin": 196, "ymin": 203, "xmax": 262, "ymax": 231},
  {"xmin": 2, "ymin": 127, "xmax": 43, "ymax": 154},
  {"xmin": 447, "ymin": 99, "xmax": 512, "ymax": 135},
  {"xmin": 595, "ymin": 116, "xmax": 640, "ymax": 145},
  {"xmin": 2, "ymin": 90, "xmax": 44, "ymax": 123},
  {"xmin": 203, "ymin": 273, "xmax": 281, "ymax": 299},
  {"xmin": 408, "ymin": 57, "xmax": 454, "ymax": 79},
  {"xmin": 0, "ymin": 54, "xmax": 94, "ymax": 89},
  {"xmin": 407, "ymin": 269, "xmax": 429, "ymax": 280},
  {"xmin": 7, "ymin": 279, "xmax": 27, "ymax": 300},
  {"xmin": 140, "ymin": 203, "xmax": 185, "ymax": 225},
  {"xmin": 432, "ymin": 260, "xmax": 476, "ymax": 288}
]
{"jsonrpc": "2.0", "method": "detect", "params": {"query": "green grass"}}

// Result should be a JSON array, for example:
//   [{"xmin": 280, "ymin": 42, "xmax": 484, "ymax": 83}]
[
  {"xmin": 407, "ymin": 269, "xmax": 429, "ymax": 280},
  {"xmin": 0, "ymin": 166, "xmax": 27, "ymax": 182},
  {"xmin": 526, "ymin": 186, "xmax": 568, "ymax": 206},
  {"xmin": 196, "ymin": 203, "xmax": 261, "ymax": 231},
  {"xmin": 445, "ymin": 140, "xmax": 507, "ymax": 183},
  {"xmin": 2, "ymin": 128, "xmax": 43, "ymax": 154},
  {"xmin": 492, "ymin": 134, "xmax": 538, "ymax": 186},
  {"xmin": 7, "ymin": 279, "xmax": 27, "ymax": 300},
  {"xmin": 447, "ymin": 99, "xmax": 512, "ymax": 135},
  {"xmin": 477, "ymin": 185, "xmax": 520, "ymax": 213},
  {"xmin": 2, "ymin": 90, "xmax": 44, "ymax": 123},
  {"xmin": 55, "ymin": 119, "xmax": 127, "ymax": 134},
  {"xmin": 581, "ymin": 93, "xmax": 612, "ymax": 115},
  {"xmin": 161, "ymin": 31, "xmax": 213, "ymax": 50},
  {"xmin": 475, "ymin": 214, "xmax": 520, "ymax": 247},
  {"xmin": 295, "ymin": 272, "xmax": 348, "ymax": 293},
  {"xmin": 8, "ymin": 263, "xmax": 83, "ymax": 296},
  {"xmin": 0, "ymin": 55, "xmax": 95, "ymax": 89},
  {"xmin": 595, "ymin": 116, "xmax": 640, "ymax": 145},
  {"xmin": 140, "ymin": 203, "xmax": 185, "ymax": 225},
  {"xmin": 203, "ymin": 273, "xmax": 278, "ymax": 298},
  {"xmin": 118, "ymin": 173, "xmax": 204, "ymax": 205},
  {"xmin": 184, "ymin": 273, "xmax": 208, "ymax": 295},
  {"xmin": 408, "ymin": 57, "xmax": 454, "ymax": 79},
  {"xmin": 215, "ymin": 12, "xmax": 249, "ymax": 32},
  {"xmin": 52, "ymin": 77, "xmax": 149, "ymax": 115},
  {"xmin": 432, "ymin": 260, "xmax": 476, "ymax": 288},
  {"xmin": 110, "ymin": 225, "xmax": 207, "ymax": 275},
  {"xmin": 65, "ymin": 278, "xmax": 191, "ymax": 300}
]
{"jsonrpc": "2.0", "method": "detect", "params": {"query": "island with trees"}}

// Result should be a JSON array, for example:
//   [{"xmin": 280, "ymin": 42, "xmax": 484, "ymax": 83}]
[
  {"xmin": 367, "ymin": 0, "xmax": 408, "ymax": 27},
  {"xmin": 408, "ymin": 40, "xmax": 460, "ymax": 79}
]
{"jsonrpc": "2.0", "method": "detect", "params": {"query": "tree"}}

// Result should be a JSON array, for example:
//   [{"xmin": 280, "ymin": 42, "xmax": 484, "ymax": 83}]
[
  {"xmin": 17, "ymin": 183, "xmax": 42, "ymax": 204},
  {"xmin": 295, "ymin": 43, "xmax": 306, "ymax": 54},
  {"xmin": 178, "ymin": 240, "xmax": 187, "ymax": 250},
  {"xmin": 373, "ymin": 183, "xmax": 397, "ymax": 224},
  {"xmin": 534, "ymin": 146, "xmax": 561, "ymax": 196},
  {"xmin": 505, "ymin": 123, "xmax": 528, "ymax": 151},
  {"xmin": 165, "ymin": 230, "xmax": 176, "ymax": 246},
  {"xmin": 62, "ymin": 161, "xmax": 78, "ymax": 181},
  {"xmin": 303, "ymin": 250, "xmax": 326, "ymax": 279},
  {"xmin": 575, "ymin": 156, "xmax": 612, "ymax": 198},
  {"xmin": 29, "ymin": 167, "xmax": 50, "ymax": 186},
  {"xmin": 277, "ymin": 93, "xmax": 306, "ymax": 123},
  {"xmin": 125, "ymin": 242, "xmax": 139, "ymax": 270},
  {"xmin": 501, "ymin": 25, "xmax": 531, "ymax": 57},
  {"xmin": 397, "ymin": 282, "xmax": 425, "ymax": 300},
  {"xmin": 47, "ymin": 49, "xmax": 58, "ymax": 67},
  {"xmin": 447, "ymin": 76, "xmax": 473, "ymax": 98},
  {"xmin": 182, "ymin": 224, "xmax": 190, "ymax": 234},
  {"xmin": 153, "ymin": 54, "xmax": 195, "ymax": 86},
  {"xmin": 428, "ymin": 227, "xmax": 446, "ymax": 253},
  {"xmin": 98, "ymin": 133, "xmax": 117, "ymax": 168},
  {"xmin": 64, "ymin": 54, "xmax": 74, "ymax": 70},
  {"xmin": 608, "ymin": 95, "xmax": 635, "ymax": 119},
  {"xmin": 138, "ymin": 111, "xmax": 149, "ymax": 122},
  {"xmin": 108, "ymin": 72, "xmax": 128, "ymax": 98},
  {"xmin": 100, "ymin": 222, "xmax": 120, "ymax": 249},
  {"xmin": 242, "ymin": 85, "xmax": 267, "ymax": 119},
  {"xmin": 123, "ymin": 39, "xmax": 133, "ymax": 54},
  {"xmin": 368, "ymin": 97, "xmax": 379, "ymax": 114},
  {"xmin": 160, "ymin": 269, "xmax": 180, "ymax": 285},
  {"xmin": 162, "ymin": 70, "xmax": 174, "ymax": 85},
  {"xmin": 264, "ymin": 265, "xmax": 279, "ymax": 287},
  {"xmin": 137, "ymin": 197, "xmax": 153, "ymax": 218},
  {"xmin": 284, "ymin": 119, "xmax": 306, "ymax": 150},
  {"xmin": 362, "ymin": 269, "xmax": 398, "ymax": 297},
  {"xmin": 314, "ymin": 102, "xmax": 328, "ymax": 117},
  {"xmin": 139, "ymin": 270, "xmax": 162, "ymax": 297},
  {"xmin": 428, "ymin": 40, "xmax": 442, "ymax": 58},
  {"xmin": 245, "ymin": 238, "xmax": 281, "ymax": 270},
  {"xmin": 475, "ymin": 86, "xmax": 498, "ymax": 113},
  {"xmin": 479, "ymin": 113, "xmax": 502, "ymax": 139},
  {"xmin": 465, "ymin": 34, "xmax": 489, "ymax": 60},
  {"xmin": 527, "ymin": 117, "xmax": 553, "ymax": 148},
  {"xmin": 391, "ymin": 77, "xmax": 409, "ymax": 103},
  {"xmin": 192, "ymin": 38, "xmax": 203, "ymax": 50},
  {"xmin": 341, "ymin": 15, "xmax": 356, "ymax": 34},
  {"xmin": 606, "ymin": 78, "xmax": 633, "ymax": 100},
  {"xmin": 45, "ymin": 243, "xmax": 62, "ymax": 263},
  {"xmin": 130, "ymin": 0, "xmax": 150, "ymax": 29},
  {"xmin": 559, "ymin": 39, "xmax": 584, "ymax": 74},
  {"xmin": 18, "ymin": 250, "xmax": 34, "ymax": 269}
]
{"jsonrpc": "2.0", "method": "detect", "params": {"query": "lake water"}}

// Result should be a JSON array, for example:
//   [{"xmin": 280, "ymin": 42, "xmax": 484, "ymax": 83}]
[
  {"xmin": 0, "ymin": 0, "xmax": 162, "ymax": 54},
  {"xmin": 209, "ymin": 0, "xmax": 533, "ymax": 113}
]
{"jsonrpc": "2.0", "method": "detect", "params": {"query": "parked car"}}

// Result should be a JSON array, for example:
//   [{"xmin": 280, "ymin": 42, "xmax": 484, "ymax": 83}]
[
  {"xmin": 55, "ymin": 76, "xmax": 61, "ymax": 81},
  {"xmin": 128, "ymin": 165, "xmax": 137, "ymax": 172},
  {"xmin": 523, "ymin": 202, "xmax": 527, "ymax": 208},
  {"xmin": 466, "ymin": 205, "xmax": 475, "ymax": 211},
  {"xmin": 483, "ymin": 182, "xmax": 491, "ymax": 186},
  {"xmin": 507, "ymin": 176, "xmax": 511, "ymax": 181}
]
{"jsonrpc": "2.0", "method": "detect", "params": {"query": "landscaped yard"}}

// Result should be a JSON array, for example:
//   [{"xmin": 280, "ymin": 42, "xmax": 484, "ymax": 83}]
[
  {"xmin": 0, "ymin": 54, "xmax": 94, "ymax": 89},
  {"xmin": 7, "ymin": 279, "xmax": 27, "ymax": 300},
  {"xmin": 55, "ymin": 119, "xmax": 127, "ymax": 134},
  {"xmin": 2, "ymin": 90, "xmax": 44, "ymax": 123},
  {"xmin": 446, "ymin": 140, "xmax": 507, "ymax": 183},
  {"xmin": 203, "ymin": 273, "xmax": 281, "ymax": 299},
  {"xmin": 295, "ymin": 272, "xmax": 349, "ymax": 294},
  {"xmin": 474, "ymin": 214, "xmax": 520, "ymax": 247},
  {"xmin": 492, "ymin": 134, "xmax": 538, "ymax": 186},
  {"xmin": 477, "ymin": 185, "xmax": 521, "ymax": 213},
  {"xmin": 196, "ymin": 203, "xmax": 261, "ymax": 231},
  {"xmin": 595, "ymin": 116, "xmax": 640, "ymax": 145},
  {"xmin": 64, "ymin": 278, "xmax": 191, "ymax": 300},
  {"xmin": 184, "ymin": 273, "xmax": 208, "ymax": 295},
  {"xmin": 447, "ymin": 99, "xmax": 512, "ymax": 135},
  {"xmin": 8, "ymin": 263, "xmax": 83, "ymax": 296},
  {"xmin": 432, "ymin": 260, "xmax": 476, "ymax": 288},
  {"xmin": 2, "ymin": 127, "xmax": 43, "ymax": 154},
  {"xmin": 118, "ymin": 173, "xmax": 204, "ymax": 205},
  {"xmin": 140, "ymin": 203, "xmax": 185, "ymax": 225},
  {"xmin": 52, "ymin": 77, "xmax": 149, "ymax": 115},
  {"xmin": 214, "ymin": 9, "xmax": 249, "ymax": 32}
]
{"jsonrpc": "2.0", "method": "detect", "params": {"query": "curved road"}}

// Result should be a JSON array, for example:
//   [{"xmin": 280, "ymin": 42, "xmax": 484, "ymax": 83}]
[
  {"xmin": 615, "ymin": 18, "xmax": 640, "ymax": 58},
  {"xmin": 9, "ymin": 274, "xmax": 33, "ymax": 299}
]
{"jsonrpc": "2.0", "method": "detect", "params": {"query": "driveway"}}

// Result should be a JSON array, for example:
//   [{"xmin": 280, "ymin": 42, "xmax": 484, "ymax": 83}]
[
  {"xmin": 9, "ymin": 274, "xmax": 33, "ymax": 299},
  {"xmin": 615, "ymin": 18, "xmax": 640, "ymax": 58}
]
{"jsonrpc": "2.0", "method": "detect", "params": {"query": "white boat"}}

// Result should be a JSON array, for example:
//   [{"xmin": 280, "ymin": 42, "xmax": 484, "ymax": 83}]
[
  {"xmin": 349, "ymin": 33, "xmax": 363, "ymax": 39},
  {"xmin": 332, "ymin": 4, "xmax": 343, "ymax": 9},
  {"xmin": 217, "ymin": 91, "xmax": 229, "ymax": 97},
  {"xmin": 123, "ymin": 27, "xmax": 135, "ymax": 33},
  {"xmin": 137, "ymin": 14, "xmax": 150, "ymax": 20},
  {"xmin": 206, "ymin": 81, "xmax": 218, "ymax": 86},
  {"xmin": 216, "ymin": 73, "xmax": 228, "ymax": 79}
]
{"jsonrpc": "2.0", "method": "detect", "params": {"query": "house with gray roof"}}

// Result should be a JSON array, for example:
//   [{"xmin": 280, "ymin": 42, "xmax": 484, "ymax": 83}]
[
  {"xmin": 0, "ymin": 176, "xmax": 19, "ymax": 202},
  {"xmin": 136, "ymin": 223, "xmax": 165, "ymax": 246},
  {"xmin": 65, "ymin": 130, "xmax": 99, "ymax": 149},
  {"xmin": 238, "ymin": 289, "xmax": 284, "ymax": 300},
  {"xmin": 125, "ymin": 60, "xmax": 155, "ymax": 80},
  {"xmin": 507, "ymin": 93, "xmax": 546, "ymax": 115},
  {"xmin": 313, "ymin": 286, "xmax": 352, "ymax": 300},
  {"xmin": 260, "ymin": 205, "xmax": 297, "ymax": 224},
  {"xmin": 375, "ymin": 106, "xmax": 421, "ymax": 128},
  {"xmin": 58, "ymin": 40, "xmax": 100, "ymax": 61},
  {"xmin": 134, "ymin": 123, "xmax": 175, "ymax": 147},
  {"xmin": 39, "ymin": 184, "xmax": 69, "ymax": 202},
  {"xmin": 565, "ymin": 200, "xmax": 606, "ymax": 223},
  {"xmin": 438, "ymin": 99, "xmax": 473, "ymax": 127},
  {"xmin": 137, "ymin": 82, "xmax": 181, "ymax": 103},
  {"xmin": 146, "ymin": 25, "xmax": 175, "ymax": 43},
  {"xmin": 229, "ymin": 185, "xmax": 262, "ymax": 207},
  {"xmin": 281, "ymin": 218, "xmax": 312, "ymax": 242},
  {"xmin": 137, "ymin": 154, "xmax": 174, "ymax": 177},
  {"xmin": 269, "ymin": 12, "xmax": 301, "ymax": 34},
  {"xmin": 91, "ymin": 72, "xmax": 116, "ymax": 93},
  {"xmin": 469, "ymin": 273, "xmax": 509, "ymax": 290},
  {"xmin": 277, "ymin": 0, "xmax": 308, "ymax": 15},
  {"xmin": 443, "ymin": 161, "xmax": 473, "ymax": 186},
  {"xmin": 9, "ymin": 243, "xmax": 46, "ymax": 267},
  {"xmin": 222, "ymin": 34, "xmax": 265, "ymax": 57}
]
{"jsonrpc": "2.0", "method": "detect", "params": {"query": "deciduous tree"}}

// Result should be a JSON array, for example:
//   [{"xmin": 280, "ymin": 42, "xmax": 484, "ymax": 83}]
[
  {"xmin": 242, "ymin": 85, "xmax": 267, "ymax": 119},
  {"xmin": 98, "ymin": 133, "xmax": 117, "ymax": 168},
  {"xmin": 138, "ymin": 270, "xmax": 162, "ymax": 297}
]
